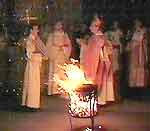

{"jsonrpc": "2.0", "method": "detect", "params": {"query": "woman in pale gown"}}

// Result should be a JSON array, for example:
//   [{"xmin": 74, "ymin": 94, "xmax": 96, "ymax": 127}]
[
  {"xmin": 22, "ymin": 25, "xmax": 46, "ymax": 110},
  {"xmin": 127, "ymin": 20, "xmax": 148, "ymax": 87},
  {"xmin": 46, "ymin": 21, "xmax": 72, "ymax": 95},
  {"xmin": 83, "ymin": 16, "xmax": 115, "ymax": 105}
]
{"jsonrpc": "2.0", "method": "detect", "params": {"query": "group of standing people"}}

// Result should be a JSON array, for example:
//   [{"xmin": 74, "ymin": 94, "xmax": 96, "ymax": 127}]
[
  {"xmin": 21, "ymin": 15, "xmax": 149, "ymax": 111},
  {"xmin": 21, "ymin": 21, "xmax": 72, "ymax": 110}
]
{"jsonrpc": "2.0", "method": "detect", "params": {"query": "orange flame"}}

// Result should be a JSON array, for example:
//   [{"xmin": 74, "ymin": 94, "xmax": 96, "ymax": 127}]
[
  {"xmin": 54, "ymin": 59, "xmax": 93, "ymax": 93},
  {"xmin": 54, "ymin": 59, "xmax": 97, "ymax": 117}
]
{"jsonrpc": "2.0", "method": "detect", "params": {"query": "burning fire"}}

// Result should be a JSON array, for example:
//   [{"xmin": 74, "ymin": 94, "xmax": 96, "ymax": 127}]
[
  {"xmin": 54, "ymin": 59, "xmax": 97, "ymax": 117},
  {"xmin": 54, "ymin": 59, "xmax": 93, "ymax": 93}
]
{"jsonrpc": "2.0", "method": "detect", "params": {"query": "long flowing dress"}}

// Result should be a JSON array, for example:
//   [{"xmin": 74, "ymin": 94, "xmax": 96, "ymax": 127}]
[
  {"xmin": 46, "ymin": 31, "xmax": 72, "ymax": 95},
  {"xmin": 84, "ymin": 31, "xmax": 115, "ymax": 105},
  {"xmin": 22, "ymin": 34, "xmax": 42, "ymax": 108},
  {"xmin": 128, "ymin": 28, "xmax": 148, "ymax": 87}
]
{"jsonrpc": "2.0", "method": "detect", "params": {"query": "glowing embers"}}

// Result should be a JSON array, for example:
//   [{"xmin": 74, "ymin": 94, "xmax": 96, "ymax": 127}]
[{"xmin": 68, "ymin": 84, "xmax": 98, "ymax": 118}]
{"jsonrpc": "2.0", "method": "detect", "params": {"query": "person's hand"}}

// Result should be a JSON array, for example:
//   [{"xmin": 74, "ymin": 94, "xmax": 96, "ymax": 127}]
[
  {"xmin": 76, "ymin": 38, "xmax": 80, "ymax": 44},
  {"xmin": 31, "ymin": 32, "xmax": 38, "ymax": 41},
  {"xmin": 43, "ymin": 56, "xmax": 48, "ymax": 60},
  {"xmin": 31, "ymin": 34, "xmax": 36, "ymax": 41},
  {"xmin": 63, "ymin": 44, "xmax": 69, "ymax": 47},
  {"xmin": 76, "ymin": 38, "xmax": 86, "ymax": 46}
]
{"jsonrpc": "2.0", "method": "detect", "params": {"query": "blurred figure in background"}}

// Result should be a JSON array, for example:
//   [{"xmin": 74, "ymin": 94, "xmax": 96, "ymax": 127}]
[
  {"xmin": 46, "ymin": 21, "xmax": 72, "ymax": 96},
  {"xmin": 105, "ymin": 21, "xmax": 123, "ymax": 102},
  {"xmin": 127, "ymin": 19, "xmax": 148, "ymax": 88}
]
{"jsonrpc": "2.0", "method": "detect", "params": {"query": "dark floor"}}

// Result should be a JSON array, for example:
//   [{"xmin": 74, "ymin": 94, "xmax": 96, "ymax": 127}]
[{"xmin": 0, "ymin": 95, "xmax": 150, "ymax": 131}]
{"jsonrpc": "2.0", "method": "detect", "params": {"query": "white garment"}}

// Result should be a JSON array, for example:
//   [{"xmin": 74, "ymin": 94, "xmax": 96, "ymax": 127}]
[
  {"xmin": 22, "ymin": 35, "xmax": 42, "ymax": 108},
  {"xmin": 46, "ymin": 31, "xmax": 72, "ymax": 95}
]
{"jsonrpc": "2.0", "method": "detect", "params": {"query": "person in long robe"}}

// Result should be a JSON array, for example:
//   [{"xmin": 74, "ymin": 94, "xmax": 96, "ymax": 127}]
[
  {"xmin": 127, "ymin": 20, "xmax": 148, "ymax": 87},
  {"xmin": 83, "ymin": 16, "xmax": 115, "ymax": 105},
  {"xmin": 105, "ymin": 21, "xmax": 123, "ymax": 102},
  {"xmin": 22, "ymin": 25, "xmax": 46, "ymax": 110},
  {"xmin": 46, "ymin": 21, "xmax": 72, "ymax": 95},
  {"xmin": 97, "ymin": 39, "xmax": 115, "ymax": 105}
]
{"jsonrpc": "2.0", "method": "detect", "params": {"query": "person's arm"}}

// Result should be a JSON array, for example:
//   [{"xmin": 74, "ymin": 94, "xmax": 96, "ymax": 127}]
[
  {"xmin": 45, "ymin": 33, "xmax": 53, "ymax": 59},
  {"xmin": 64, "ymin": 33, "xmax": 72, "ymax": 58},
  {"xmin": 25, "ymin": 35, "xmax": 33, "ymax": 60},
  {"xmin": 33, "ymin": 35, "xmax": 48, "ymax": 57}
]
